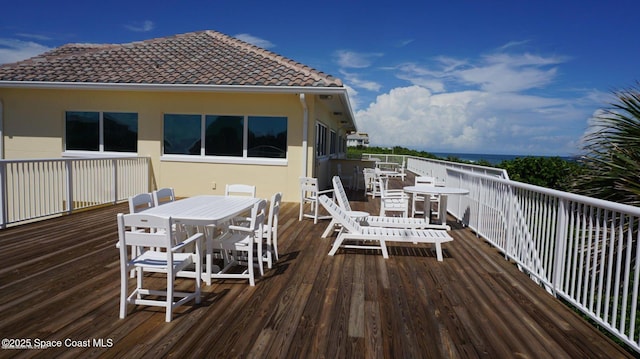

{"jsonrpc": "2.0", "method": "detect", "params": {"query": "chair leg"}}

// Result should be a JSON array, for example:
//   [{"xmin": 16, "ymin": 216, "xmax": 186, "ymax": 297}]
[
  {"xmin": 328, "ymin": 234, "xmax": 345, "ymax": 256},
  {"xmin": 313, "ymin": 200, "xmax": 319, "ymax": 224},
  {"xmin": 248, "ymin": 249, "xmax": 255, "ymax": 286},
  {"xmin": 166, "ymin": 272, "xmax": 173, "ymax": 322},
  {"xmin": 322, "ymin": 219, "xmax": 338, "ymax": 238},
  {"xmin": 120, "ymin": 267, "xmax": 128, "ymax": 319},
  {"xmin": 299, "ymin": 201, "xmax": 303, "ymax": 221},
  {"xmin": 257, "ymin": 241, "xmax": 264, "ymax": 276},
  {"xmin": 273, "ymin": 232, "xmax": 279, "ymax": 261}
]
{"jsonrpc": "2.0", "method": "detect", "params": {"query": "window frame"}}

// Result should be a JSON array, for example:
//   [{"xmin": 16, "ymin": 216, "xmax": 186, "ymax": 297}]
[
  {"xmin": 63, "ymin": 110, "xmax": 138, "ymax": 157},
  {"xmin": 316, "ymin": 122, "xmax": 328, "ymax": 158},
  {"xmin": 161, "ymin": 113, "xmax": 288, "ymax": 166}
]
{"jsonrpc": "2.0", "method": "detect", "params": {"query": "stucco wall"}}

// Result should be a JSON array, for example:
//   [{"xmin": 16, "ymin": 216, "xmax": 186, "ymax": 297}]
[{"xmin": 0, "ymin": 87, "xmax": 346, "ymax": 202}]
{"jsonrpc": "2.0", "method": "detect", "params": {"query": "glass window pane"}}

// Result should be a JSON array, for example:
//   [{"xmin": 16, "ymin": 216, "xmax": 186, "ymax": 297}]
[
  {"xmin": 104, "ymin": 112, "xmax": 138, "ymax": 152},
  {"xmin": 66, "ymin": 111, "xmax": 99, "ymax": 151},
  {"xmin": 163, "ymin": 114, "xmax": 201, "ymax": 155},
  {"xmin": 205, "ymin": 115, "xmax": 243, "ymax": 156},
  {"xmin": 247, "ymin": 116, "xmax": 287, "ymax": 158}
]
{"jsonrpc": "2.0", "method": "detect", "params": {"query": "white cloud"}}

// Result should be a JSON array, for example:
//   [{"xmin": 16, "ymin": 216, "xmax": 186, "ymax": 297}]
[
  {"xmin": 355, "ymin": 85, "xmax": 590, "ymax": 156},
  {"xmin": 124, "ymin": 20, "xmax": 155, "ymax": 32},
  {"xmin": 343, "ymin": 84, "xmax": 360, "ymax": 119},
  {"xmin": 234, "ymin": 34, "xmax": 275, "ymax": 49},
  {"xmin": 347, "ymin": 44, "xmax": 594, "ymax": 155},
  {"xmin": 340, "ymin": 70, "xmax": 382, "ymax": 92},
  {"xmin": 0, "ymin": 38, "xmax": 51, "ymax": 64},
  {"xmin": 334, "ymin": 50, "xmax": 382, "ymax": 69}
]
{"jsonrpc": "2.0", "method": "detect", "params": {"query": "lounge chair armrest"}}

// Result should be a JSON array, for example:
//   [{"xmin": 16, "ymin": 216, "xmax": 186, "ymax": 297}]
[{"xmin": 317, "ymin": 188, "xmax": 334, "ymax": 196}]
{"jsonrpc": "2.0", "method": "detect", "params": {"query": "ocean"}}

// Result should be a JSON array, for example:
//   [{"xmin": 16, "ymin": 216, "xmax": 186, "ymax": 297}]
[{"xmin": 430, "ymin": 152, "xmax": 576, "ymax": 165}]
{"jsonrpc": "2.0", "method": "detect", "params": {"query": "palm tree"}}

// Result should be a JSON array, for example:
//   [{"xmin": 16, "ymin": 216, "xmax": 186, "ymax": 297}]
[{"xmin": 574, "ymin": 82, "xmax": 640, "ymax": 205}]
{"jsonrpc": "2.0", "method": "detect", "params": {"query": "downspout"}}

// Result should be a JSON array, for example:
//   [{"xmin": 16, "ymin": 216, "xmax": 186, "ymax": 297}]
[
  {"xmin": 0, "ymin": 99, "xmax": 3, "ymax": 159},
  {"xmin": 299, "ymin": 94, "xmax": 308, "ymax": 177}
]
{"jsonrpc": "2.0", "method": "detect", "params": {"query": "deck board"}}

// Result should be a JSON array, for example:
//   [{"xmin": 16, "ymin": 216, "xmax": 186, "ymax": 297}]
[{"xmin": 0, "ymin": 175, "xmax": 634, "ymax": 359}]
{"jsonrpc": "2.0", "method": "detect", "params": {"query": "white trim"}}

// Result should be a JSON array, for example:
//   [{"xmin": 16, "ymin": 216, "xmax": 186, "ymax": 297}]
[
  {"xmin": 160, "ymin": 154, "xmax": 287, "ymax": 166},
  {"xmin": 0, "ymin": 81, "xmax": 347, "ymax": 95},
  {"xmin": 62, "ymin": 150, "xmax": 138, "ymax": 158},
  {"xmin": 299, "ymin": 94, "xmax": 308, "ymax": 177},
  {"xmin": 0, "ymin": 99, "xmax": 3, "ymax": 159}
]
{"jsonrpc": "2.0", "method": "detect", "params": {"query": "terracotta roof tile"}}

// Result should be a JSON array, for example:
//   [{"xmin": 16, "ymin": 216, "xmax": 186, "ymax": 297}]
[{"xmin": 0, "ymin": 30, "xmax": 343, "ymax": 88}]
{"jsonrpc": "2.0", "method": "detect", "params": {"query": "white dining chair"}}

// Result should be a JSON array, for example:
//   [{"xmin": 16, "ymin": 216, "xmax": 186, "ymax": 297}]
[
  {"xmin": 299, "ymin": 177, "xmax": 333, "ymax": 224},
  {"xmin": 117, "ymin": 212, "xmax": 203, "ymax": 322},
  {"xmin": 262, "ymin": 192, "xmax": 282, "ymax": 267},
  {"xmin": 126, "ymin": 192, "xmax": 156, "ymax": 277},
  {"xmin": 378, "ymin": 176, "xmax": 409, "ymax": 217},
  {"xmin": 412, "ymin": 176, "xmax": 440, "ymax": 218},
  {"xmin": 213, "ymin": 199, "xmax": 267, "ymax": 286},
  {"xmin": 225, "ymin": 184, "xmax": 256, "ymax": 197},
  {"xmin": 153, "ymin": 187, "xmax": 176, "ymax": 206},
  {"xmin": 128, "ymin": 192, "xmax": 154, "ymax": 213}
]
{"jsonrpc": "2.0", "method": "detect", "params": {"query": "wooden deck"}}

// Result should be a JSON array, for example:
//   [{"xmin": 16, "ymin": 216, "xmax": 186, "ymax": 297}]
[{"xmin": 0, "ymin": 178, "xmax": 633, "ymax": 358}]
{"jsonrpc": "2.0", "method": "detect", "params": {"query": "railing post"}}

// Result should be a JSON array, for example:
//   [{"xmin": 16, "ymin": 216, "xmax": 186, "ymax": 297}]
[
  {"xmin": 551, "ymin": 198, "xmax": 569, "ymax": 297},
  {"xmin": 505, "ymin": 183, "xmax": 515, "ymax": 261},
  {"xmin": 65, "ymin": 159, "xmax": 74, "ymax": 213},
  {"xmin": 112, "ymin": 159, "xmax": 118, "ymax": 204},
  {"xmin": 0, "ymin": 161, "xmax": 6, "ymax": 229}
]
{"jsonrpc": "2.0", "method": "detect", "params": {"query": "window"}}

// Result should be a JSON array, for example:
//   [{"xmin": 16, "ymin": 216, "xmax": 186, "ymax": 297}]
[
  {"xmin": 65, "ymin": 111, "xmax": 138, "ymax": 153},
  {"xmin": 205, "ymin": 115, "xmax": 243, "ymax": 156},
  {"xmin": 316, "ymin": 123, "xmax": 327, "ymax": 157},
  {"xmin": 163, "ymin": 114, "xmax": 201, "ymax": 155},
  {"xmin": 329, "ymin": 130, "xmax": 337, "ymax": 155},
  {"xmin": 163, "ymin": 114, "xmax": 287, "ymax": 159},
  {"xmin": 247, "ymin": 116, "xmax": 287, "ymax": 158}
]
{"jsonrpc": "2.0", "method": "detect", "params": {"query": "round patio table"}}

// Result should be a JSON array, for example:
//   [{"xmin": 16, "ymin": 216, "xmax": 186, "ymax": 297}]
[{"xmin": 403, "ymin": 185, "xmax": 469, "ymax": 225}]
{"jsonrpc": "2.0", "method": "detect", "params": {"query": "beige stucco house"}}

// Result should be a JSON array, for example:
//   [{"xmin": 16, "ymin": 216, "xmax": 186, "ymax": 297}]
[{"xmin": 0, "ymin": 30, "xmax": 356, "ymax": 202}]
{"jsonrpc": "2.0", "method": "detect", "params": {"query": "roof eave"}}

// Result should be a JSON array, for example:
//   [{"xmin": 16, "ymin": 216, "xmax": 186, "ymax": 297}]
[{"xmin": 0, "ymin": 80, "xmax": 357, "ymax": 131}]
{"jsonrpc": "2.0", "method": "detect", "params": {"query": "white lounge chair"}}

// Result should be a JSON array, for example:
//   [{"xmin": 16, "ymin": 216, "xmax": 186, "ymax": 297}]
[
  {"xmin": 322, "ymin": 176, "xmax": 448, "ymax": 238},
  {"xmin": 318, "ymin": 195, "xmax": 453, "ymax": 261}
]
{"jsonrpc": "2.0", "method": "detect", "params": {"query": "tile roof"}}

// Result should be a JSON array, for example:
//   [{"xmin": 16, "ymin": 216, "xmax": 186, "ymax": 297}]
[{"xmin": 0, "ymin": 30, "xmax": 343, "ymax": 88}]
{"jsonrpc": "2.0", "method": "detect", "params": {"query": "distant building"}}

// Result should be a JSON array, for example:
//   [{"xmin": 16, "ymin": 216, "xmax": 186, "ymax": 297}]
[{"xmin": 346, "ymin": 132, "xmax": 369, "ymax": 147}]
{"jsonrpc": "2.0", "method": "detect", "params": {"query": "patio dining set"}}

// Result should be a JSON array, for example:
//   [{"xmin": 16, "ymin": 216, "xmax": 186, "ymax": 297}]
[
  {"xmin": 117, "ymin": 184, "xmax": 281, "ymax": 322},
  {"xmin": 117, "ymin": 162, "xmax": 468, "ymax": 323}
]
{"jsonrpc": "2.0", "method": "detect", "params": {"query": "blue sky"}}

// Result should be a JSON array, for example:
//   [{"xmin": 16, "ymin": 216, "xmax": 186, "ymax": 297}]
[{"xmin": 2, "ymin": 1, "xmax": 639, "ymax": 156}]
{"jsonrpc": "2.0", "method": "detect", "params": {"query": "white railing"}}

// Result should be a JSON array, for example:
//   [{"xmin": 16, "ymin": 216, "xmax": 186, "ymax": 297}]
[
  {"xmin": 405, "ymin": 155, "xmax": 639, "ymax": 353},
  {"xmin": 362, "ymin": 153, "xmax": 509, "ymax": 180},
  {"xmin": 0, "ymin": 157, "xmax": 150, "ymax": 228}
]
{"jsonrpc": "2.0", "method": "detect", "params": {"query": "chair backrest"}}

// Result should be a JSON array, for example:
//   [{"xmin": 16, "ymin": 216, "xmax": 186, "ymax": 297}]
[
  {"xmin": 378, "ymin": 176, "xmax": 390, "ymax": 196},
  {"xmin": 318, "ymin": 195, "xmax": 362, "ymax": 234},
  {"xmin": 331, "ymin": 176, "xmax": 352, "ymax": 211},
  {"xmin": 153, "ymin": 187, "xmax": 175, "ymax": 206},
  {"xmin": 128, "ymin": 192, "xmax": 154, "ymax": 213},
  {"xmin": 117, "ymin": 213, "xmax": 174, "ymax": 252},
  {"xmin": 362, "ymin": 169, "xmax": 375, "ymax": 188},
  {"xmin": 415, "ymin": 176, "xmax": 436, "ymax": 186},
  {"xmin": 300, "ymin": 177, "xmax": 320, "ymax": 197},
  {"xmin": 249, "ymin": 199, "xmax": 267, "ymax": 233},
  {"xmin": 225, "ymin": 184, "xmax": 256, "ymax": 197},
  {"xmin": 265, "ymin": 192, "xmax": 282, "ymax": 238}
]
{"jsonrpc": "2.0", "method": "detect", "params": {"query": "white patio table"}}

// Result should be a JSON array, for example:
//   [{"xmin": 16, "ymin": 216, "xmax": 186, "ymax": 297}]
[
  {"xmin": 143, "ymin": 195, "xmax": 261, "ymax": 285},
  {"xmin": 403, "ymin": 185, "xmax": 469, "ymax": 228}
]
